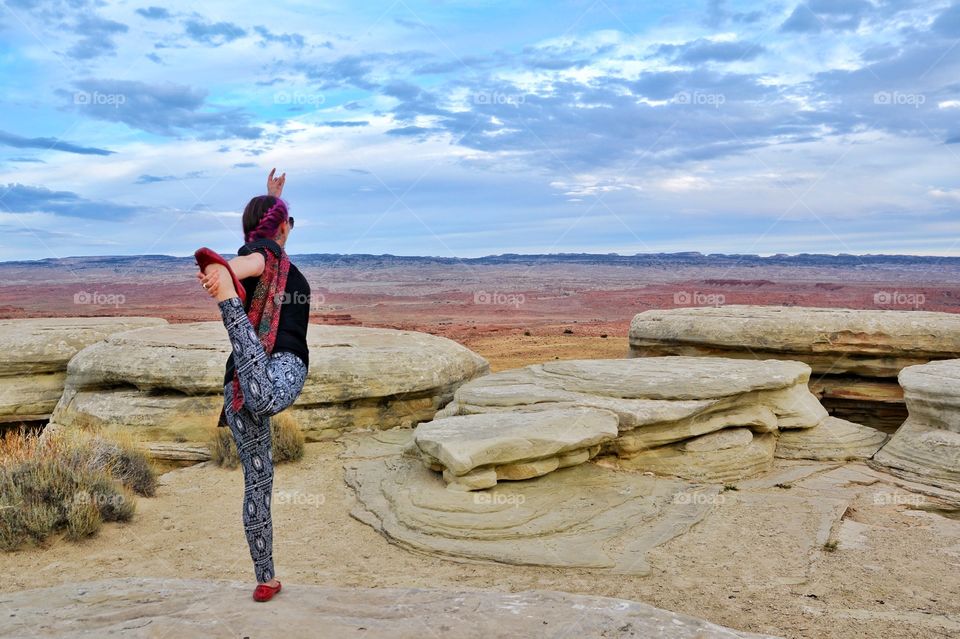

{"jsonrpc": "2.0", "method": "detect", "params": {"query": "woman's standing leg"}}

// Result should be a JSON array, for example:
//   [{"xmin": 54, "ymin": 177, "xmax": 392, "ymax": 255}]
[
  {"xmin": 217, "ymin": 297, "xmax": 308, "ymax": 585},
  {"xmin": 223, "ymin": 382, "xmax": 277, "ymax": 584}
]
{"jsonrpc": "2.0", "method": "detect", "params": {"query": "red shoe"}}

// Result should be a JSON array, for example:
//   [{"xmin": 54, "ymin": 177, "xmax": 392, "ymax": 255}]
[
  {"xmin": 253, "ymin": 580, "xmax": 281, "ymax": 602},
  {"xmin": 195, "ymin": 247, "xmax": 246, "ymax": 305}
]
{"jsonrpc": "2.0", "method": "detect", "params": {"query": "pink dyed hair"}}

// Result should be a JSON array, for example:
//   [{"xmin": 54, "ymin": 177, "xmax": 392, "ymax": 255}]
[{"xmin": 243, "ymin": 195, "xmax": 289, "ymax": 243}]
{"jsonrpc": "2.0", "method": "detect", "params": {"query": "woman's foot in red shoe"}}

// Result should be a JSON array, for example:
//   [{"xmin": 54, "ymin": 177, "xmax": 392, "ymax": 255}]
[{"xmin": 253, "ymin": 579, "xmax": 281, "ymax": 602}]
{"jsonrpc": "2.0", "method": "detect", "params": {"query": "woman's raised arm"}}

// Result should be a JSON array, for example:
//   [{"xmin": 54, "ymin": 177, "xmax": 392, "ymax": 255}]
[{"xmin": 230, "ymin": 252, "xmax": 265, "ymax": 279}]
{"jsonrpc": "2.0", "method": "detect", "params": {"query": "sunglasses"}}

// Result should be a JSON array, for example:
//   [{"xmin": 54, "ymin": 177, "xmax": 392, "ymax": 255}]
[{"xmin": 287, "ymin": 216, "xmax": 295, "ymax": 229}]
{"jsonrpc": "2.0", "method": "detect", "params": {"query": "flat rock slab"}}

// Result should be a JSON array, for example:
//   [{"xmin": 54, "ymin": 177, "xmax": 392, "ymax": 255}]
[
  {"xmin": 0, "ymin": 317, "xmax": 166, "ymax": 422},
  {"xmin": 629, "ymin": 306, "xmax": 960, "ymax": 376},
  {"xmin": 629, "ymin": 305, "xmax": 960, "ymax": 430},
  {"xmin": 346, "ymin": 438, "xmax": 722, "ymax": 575},
  {"xmin": 431, "ymin": 357, "xmax": 866, "ymax": 483},
  {"xmin": 0, "ymin": 577, "xmax": 777, "ymax": 639},
  {"xmin": 414, "ymin": 407, "xmax": 618, "ymax": 489},
  {"xmin": 872, "ymin": 360, "xmax": 960, "ymax": 490},
  {"xmin": 52, "ymin": 321, "xmax": 488, "ymax": 447}
]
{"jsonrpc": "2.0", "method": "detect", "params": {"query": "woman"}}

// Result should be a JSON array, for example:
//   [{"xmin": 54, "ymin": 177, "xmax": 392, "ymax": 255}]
[{"xmin": 194, "ymin": 168, "xmax": 311, "ymax": 603}]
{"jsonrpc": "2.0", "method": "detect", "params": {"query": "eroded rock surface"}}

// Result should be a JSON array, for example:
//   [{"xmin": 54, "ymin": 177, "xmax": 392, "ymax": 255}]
[
  {"xmin": 343, "ymin": 429, "xmax": 953, "ymax": 583},
  {"xmin": 0, "ymin": 577, "xmax": 778, "ymax": 639},
  {"xmin": 418, "ymin": 357, "xmax": 882, "ymax": 486},
  {"xmin": 0, "ymin": 317, "xmax": 167, "ymax": 423},
  {"xmin": 778, "ymin": 417, "xmax": 889, "ymax": 462},
  {"xmin": 413, "ymin": 407, "xmax": 617, "ymax": 490},
  {"xmin": 51, "ymin": 322, "xmax": 488, "ymax": 458},
  {"xmin": 344, "ymin": 429, "xmax": 724, "ymax": 574},
  {"xmin": 629, "ymin": 306, "xmax": 960, "ymax": 431},
  {"xmin": 872, "ymin": 360, "xmax": 960, "ymax": 490}
]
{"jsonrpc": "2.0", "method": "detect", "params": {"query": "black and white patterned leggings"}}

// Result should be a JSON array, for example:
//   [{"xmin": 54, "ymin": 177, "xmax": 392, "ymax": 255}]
[{"xmin": 218, "ymin": 296, "xmax": 307, "ymax": 584}]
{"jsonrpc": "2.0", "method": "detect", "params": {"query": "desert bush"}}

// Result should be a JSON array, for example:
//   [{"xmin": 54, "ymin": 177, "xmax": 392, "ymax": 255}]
[
  {"xmin": 0, "ymin": 427, "xmax": 149, "ymax": 551},
  {"xmin": 209, "ymin": 411, "xmax": 305, "ymax": 469},
  {"xmin": 84, "ymin": 432, "xmax": 157, "ymax": 497},
  {"xmin": 66, "ymin": 497, "xmax": 102, "ymax": 540},
  {"xmin": 271, "ymin": 412, "xmax": 305, "ymax": 463},
  {"xmin": 210, "ymin": 425, "xmax": 240, "ymax": 469}
]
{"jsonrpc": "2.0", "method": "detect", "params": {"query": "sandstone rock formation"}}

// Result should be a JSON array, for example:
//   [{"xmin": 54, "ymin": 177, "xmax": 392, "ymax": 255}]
[
  {"xmin": 629, "ymin": 305, "xmax": 960, "ymax": 431},
  {"xmin": 777, "ymin": 416, "xmax": 888, "ymax": 462},
  {"xmin": 416, "ymin": 357, "xmax": 884, "ymax": 486},
  {"xmin": 413, "ymin": 407, "xmax": 617, "ymax": 490},
  {"xmin": 872, "ymin": 360, "xmax": 960, "ymax": 490},
  {"xmin": 344, "ymin": 430, "xmax": 929, "ymax": 578},
  {"xmin": 345, "ymin": 429, "xmax": 726, "ymax": 574},
  {"xmin": 0, "ymin": 317, "xmax": 167, "ymax": 424},
  {"xmin": 0, "ymin": 577, "xmax": 778, "ymax": 639},
  {"xmin": 51, "ymin": 322, "xmax": 488, "ymax": 459}
]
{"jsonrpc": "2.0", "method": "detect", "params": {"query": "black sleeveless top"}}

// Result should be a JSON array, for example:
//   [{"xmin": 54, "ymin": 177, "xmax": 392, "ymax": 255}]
[{"xmin": 222, "ymin": 238, "xmax": 311, "ymax": 386}]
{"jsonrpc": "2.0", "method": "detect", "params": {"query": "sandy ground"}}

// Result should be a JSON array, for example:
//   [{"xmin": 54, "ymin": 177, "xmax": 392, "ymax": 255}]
[
  {"xmin": 2, "ymin": 439, "xmax": 958, "ymax": 639},
  {"xmin": 459, "ymin": 332, "xmax": 630, "ymax": 372}
]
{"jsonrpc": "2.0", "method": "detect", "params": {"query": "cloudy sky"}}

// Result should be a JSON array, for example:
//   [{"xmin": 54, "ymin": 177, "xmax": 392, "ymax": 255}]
[{"xmin": 1, "ymin": 0, "xmax": 959, "ymax": 260}]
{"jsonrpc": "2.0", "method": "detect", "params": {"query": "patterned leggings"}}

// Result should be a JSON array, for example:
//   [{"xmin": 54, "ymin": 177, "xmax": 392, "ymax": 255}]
[{"xmin": 218, "ymin": 296, "xmax": 307, "ymax": 584}]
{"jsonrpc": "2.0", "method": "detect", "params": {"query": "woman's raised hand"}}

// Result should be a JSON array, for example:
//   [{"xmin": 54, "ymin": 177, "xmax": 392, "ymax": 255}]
[{"xmin": 267, "ymin": 168, "xmax": 286, "ymax": 197}]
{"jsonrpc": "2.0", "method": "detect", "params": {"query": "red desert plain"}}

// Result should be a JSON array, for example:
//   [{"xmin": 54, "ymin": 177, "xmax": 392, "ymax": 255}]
[{"xmin": 1, "ymin": 252, "xmax": 958, "ymax": 371}]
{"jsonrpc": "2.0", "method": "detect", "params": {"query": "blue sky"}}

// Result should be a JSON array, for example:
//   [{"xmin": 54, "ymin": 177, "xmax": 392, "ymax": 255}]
[{"xmin": 1, "ymin": 0, "xmax": 960, "ymax": 260}]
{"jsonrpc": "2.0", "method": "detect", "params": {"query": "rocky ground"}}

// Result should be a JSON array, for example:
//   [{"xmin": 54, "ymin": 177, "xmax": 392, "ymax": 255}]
[
  {"xmin": 1, "ymin": 437, "xmax": 957, "ymax": 639},
  {"xmin": 0, "ymin": 577, "xmax": 777, "ymax": 639}
]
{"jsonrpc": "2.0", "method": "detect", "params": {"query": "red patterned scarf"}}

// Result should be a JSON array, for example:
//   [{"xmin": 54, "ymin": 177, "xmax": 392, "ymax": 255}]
[{"xmin": 229, "ymin": 243, "xmax": 291, "ymax": 412}]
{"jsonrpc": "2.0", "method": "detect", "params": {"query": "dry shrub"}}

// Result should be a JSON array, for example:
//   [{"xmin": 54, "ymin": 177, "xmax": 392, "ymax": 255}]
[
  {"xmin": 210, "ymin": 426, "xmax": 240, "ymax": 469},
  {"xmin": 0, "ymin": 427, "xmax": 151, "ymax": 551},
  {"xmin": 209, "ymin": 410, "xmax": 304, "ymax": 468},
  {"xmin": 271, "ymin": 411, "xmax": 305, "ymax": 464}
]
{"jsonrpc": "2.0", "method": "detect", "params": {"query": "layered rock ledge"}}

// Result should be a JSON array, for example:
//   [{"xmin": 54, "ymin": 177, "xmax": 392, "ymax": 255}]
[
  {"xmin": 0, "ymin": 317, "xmax": 167, "ymax": 425},
  {"xmin": 50, "ymin": 321, "xmax": 488, "ymax": 459},
  {"xmin": 0, "ymin": 577, "xmax": 777, "ymax": 639},
  {"xmin": 629, "ymin": 306, "xmax": 960, "ymax": 431},
  {"xmin": 413, "ymin": 407, "xmax": 617, "ymax": 490},
  {"xmin": 872, "ymin": 359, "xmax": 960, "ymax": 491},
  {"xmin": 415, "ymin": 357, "xmax": 885, "ymax": 487}
]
